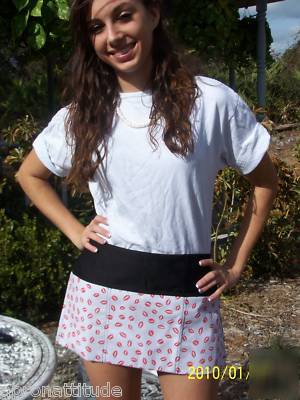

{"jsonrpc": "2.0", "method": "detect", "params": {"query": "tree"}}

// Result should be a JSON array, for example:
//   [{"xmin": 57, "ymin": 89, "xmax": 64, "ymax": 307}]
[
  {"xmin": 169, "ymin": 0, "xmax": 273, "ymax": 70},
  {"xmin": 0, "ymin": 0, "xmax": 72, "ymax": 113}
]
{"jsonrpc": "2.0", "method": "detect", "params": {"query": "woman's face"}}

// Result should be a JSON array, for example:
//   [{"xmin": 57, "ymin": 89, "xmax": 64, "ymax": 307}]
[{"xmin": 88, "ymin": 0, "xmax": 160, "ymax": 91}]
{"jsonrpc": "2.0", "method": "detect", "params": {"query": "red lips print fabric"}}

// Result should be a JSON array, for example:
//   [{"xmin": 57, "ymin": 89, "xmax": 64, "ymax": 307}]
[{"xmin": 55, "ymin": 272, "xmax": 227, "ymax": 375}]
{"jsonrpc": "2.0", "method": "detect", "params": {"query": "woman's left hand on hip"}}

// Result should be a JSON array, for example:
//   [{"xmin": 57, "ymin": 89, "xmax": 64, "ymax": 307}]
[{"xmin": 195, "ymin": 259, "xmax": 241, "ymax": 302}]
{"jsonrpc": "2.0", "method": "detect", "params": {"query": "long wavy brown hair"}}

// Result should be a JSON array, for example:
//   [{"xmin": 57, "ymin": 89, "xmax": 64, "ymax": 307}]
[{"xmin": 62, "ymin": 0, "xmax": 201, "ymax": 194}]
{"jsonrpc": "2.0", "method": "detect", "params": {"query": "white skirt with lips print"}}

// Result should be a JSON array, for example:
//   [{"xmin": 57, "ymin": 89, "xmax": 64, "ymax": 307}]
[{"xmin": 55, "ymin": 270, "xmax": 227, "ymax": 375}]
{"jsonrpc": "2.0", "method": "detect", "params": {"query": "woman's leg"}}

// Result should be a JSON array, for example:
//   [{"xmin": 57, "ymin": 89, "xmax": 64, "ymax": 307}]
[
  {"xmin": 82, "ymin": 359, "xmax": 142, "ymax": 400},
  {"xmin": 157, "ymin": 371, "xmax": 220, "ymax": 400}
]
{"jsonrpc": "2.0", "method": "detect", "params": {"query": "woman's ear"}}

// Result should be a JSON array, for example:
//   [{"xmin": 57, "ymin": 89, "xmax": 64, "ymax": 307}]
[{"xmin": 149, "ymin": 3, "xmax": 161, "ymax": 29}]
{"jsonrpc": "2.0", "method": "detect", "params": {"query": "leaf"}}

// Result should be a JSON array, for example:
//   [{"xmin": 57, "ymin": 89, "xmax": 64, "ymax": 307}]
[
  {"xmin": 55, "ymin": 0, "xmax": 69, "ymax": 20},
  {"xmin": 11, "ymin": 10, "xmax": 30, "ymax": 39},
  {"xmin": 49, "ymin": 31, "xmax": 58, "ymax": 39},
  {"xmin": 48, "ymin": 20, "xmax": 70, "ymax": 42},
  {"xmin": 41, "ymin": 0, "xmax": 58, "ymax": 24},
  {"xmin": 13, "ymin": 0, "xmax": 30, "ymax": 11},
  {"xmin": 27, "ymin": 21, "xmax": 46, "ymax": 50},
  {"xmin": 30, "ymin": 0, "xmax": 43, "ymax": 17},
  {"xmin": 291, "ymin": 186, "xmax": 300, "ymax": 195}
]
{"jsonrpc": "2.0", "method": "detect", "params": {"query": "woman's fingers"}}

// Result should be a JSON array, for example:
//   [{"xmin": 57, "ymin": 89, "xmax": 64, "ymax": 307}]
[
  {"xmin": 94, "ymin": 214, "xmax": 109, "ymax": 225},
  {"xmin": 82, "ymin": 231, "xmax": 105, "ymax": 253},
  {"xmin": 95, "ymin": 224, "xmax": 111, "ymax": 239},
  {"xmin": 80, "ymin": 215, "xmax": 111, "ymax": 252},
  {"xmin": 93, "ymin": 215, "xmax": 111, "ymax": 239},
  {"xmin": 198, "ymin": 258, "xmax": 214, "ymax": 267},
  {"xmin": 195, "ymin": 269, "xmax": 224, "ymax": 301},
  {"xmin": 84, "ymin": 238, "xmax": 98, "ymax": 253},
  {"xmin": 195, "ymin": 259, "xmax": 218, "ymax": 291},
  {"xmin": 195, "ymin": 258, "xmax": 241, "ymax": 301},
  {"xmin": 206, "ymin": 285, "xmax": 227, "ymax": 302},
  {"xmin": 196, "ymin": 278, "xmax": 219, "ymax": 293},
  {"xmin": 196, "ymin": 259, "xmax": 234, "ymax": 300},
  {"xmin": 90, "ymin": 231, "xmax": 108, "ymax": 245}
]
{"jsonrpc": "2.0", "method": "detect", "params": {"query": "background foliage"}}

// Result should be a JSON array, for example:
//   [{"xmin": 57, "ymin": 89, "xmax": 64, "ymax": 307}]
[
  {"xmin": 0, "ymin": 208, "xmax": 77, "ymax": 324},
  {"xmin": 170, "ymin": 0, "xmax": 273, "ymax": 69},
  {"xmin": 212, "ymin": 162, "xmax": 300, "ymax": 280}
]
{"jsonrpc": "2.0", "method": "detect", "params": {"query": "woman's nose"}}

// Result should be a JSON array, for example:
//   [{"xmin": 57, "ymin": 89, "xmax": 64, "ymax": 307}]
[{"xmin": 106, "ymin": 23, "xmax": 124, "ymax": 46}]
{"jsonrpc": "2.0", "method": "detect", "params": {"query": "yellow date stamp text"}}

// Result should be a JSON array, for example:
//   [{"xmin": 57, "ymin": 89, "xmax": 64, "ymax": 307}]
[{"xmin": 188, "ymin": 365, "xmax": 249, "ymax": 380}]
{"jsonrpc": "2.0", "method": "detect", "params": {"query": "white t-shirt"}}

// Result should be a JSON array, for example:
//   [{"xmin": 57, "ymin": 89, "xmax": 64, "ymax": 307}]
[{"xmin": 32, "ymin": 76, "xmax": 270, "ymax": 254}]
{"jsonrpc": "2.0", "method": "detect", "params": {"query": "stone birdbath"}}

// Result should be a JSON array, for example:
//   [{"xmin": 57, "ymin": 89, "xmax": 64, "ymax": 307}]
[{"xmin": 0, "ymin": 315, "xmax": 56, "ymax": 400}]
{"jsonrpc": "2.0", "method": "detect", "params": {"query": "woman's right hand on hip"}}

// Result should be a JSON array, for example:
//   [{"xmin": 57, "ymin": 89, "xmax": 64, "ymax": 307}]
[{"xmin": 80, "ymin": 215, "xmax": 111, "ymax": 253}]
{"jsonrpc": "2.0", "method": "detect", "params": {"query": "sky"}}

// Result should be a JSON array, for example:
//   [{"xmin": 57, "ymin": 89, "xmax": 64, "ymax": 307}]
[{"xmin": 238, "ymin": 0, "xmax": 300, "ymax": 55}]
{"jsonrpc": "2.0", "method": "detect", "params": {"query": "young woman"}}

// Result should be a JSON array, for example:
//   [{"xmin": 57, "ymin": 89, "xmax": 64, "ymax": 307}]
[{"xmin": 16, "ymin": 0, "xmax": 279, "ymax": 399}]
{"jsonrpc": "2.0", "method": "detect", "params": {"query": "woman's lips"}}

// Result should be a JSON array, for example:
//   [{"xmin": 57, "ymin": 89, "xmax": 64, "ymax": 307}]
[{"xmin": 111, "ymin": 42, "xmax": 137, "ymax": 63}]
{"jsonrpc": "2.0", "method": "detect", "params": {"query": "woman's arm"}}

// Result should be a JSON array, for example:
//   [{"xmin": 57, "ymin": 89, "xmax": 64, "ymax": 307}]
[
  {"xmin": 15, "ymin": 149, "xmax": 109, "ymax": 252},
  {"xmin": 196, "ymin": 152, "xmax": 279, "ymax": 300},
  {"xmin": 223, "ymin": 151, "xmax": 279, "ymax": 275},
  {"xmin": 16, "ymin": 149, "xmax": 86, "ymax": 249}
]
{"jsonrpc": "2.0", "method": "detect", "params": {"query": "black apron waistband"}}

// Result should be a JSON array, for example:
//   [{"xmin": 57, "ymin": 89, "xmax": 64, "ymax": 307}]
[{"xmin": 72, "ymin": 240, "xmax": 218, "ymax": 297}]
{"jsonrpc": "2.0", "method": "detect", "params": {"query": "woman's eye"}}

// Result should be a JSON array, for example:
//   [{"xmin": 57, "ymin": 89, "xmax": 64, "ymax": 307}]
[
  {"xmin": 118, "ymin": 12, "xmax": 132, "ymax": 21},
  {"xmin": 89, "ymin": 24, "xmax": 103, "ymax": 34},
  {"xmin": 88, "ymin": 12, "xmax": 132, "ymax": 35}
]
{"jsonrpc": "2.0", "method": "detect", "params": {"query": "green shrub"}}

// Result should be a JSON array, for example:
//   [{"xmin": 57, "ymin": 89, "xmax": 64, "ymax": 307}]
[
  {"xmin": 235, "ymin": 53, "xmax": 300, "ymax": 124},
  {"xmin": 0, "ymin": 208, "xmax": 80, "ymax": 325},
  {"xmin": 251, "ymin": 158, "xmax": 300, "ymax": 278},
  {"xmin": 0, "ymin": 60, "xmax": 49, "ymax": 130},
  {"xmin": 213, "ymin": 157, "xmax": 300, "ymax": 279}
]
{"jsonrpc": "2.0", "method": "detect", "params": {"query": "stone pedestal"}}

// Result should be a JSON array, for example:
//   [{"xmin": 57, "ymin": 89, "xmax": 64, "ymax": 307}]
[{"xmin": 0, "ymin": 315, "xmax": 56, "ymax": 400}]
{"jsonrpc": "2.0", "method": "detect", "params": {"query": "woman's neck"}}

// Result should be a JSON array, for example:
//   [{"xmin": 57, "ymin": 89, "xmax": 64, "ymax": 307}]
[
  {"xmin": 117, "ymin": 74, "xmax": 153, "ymax": 93},
  {"xmin": 116, "ymin": 57, "xmax": 153, "ymax": 93}
]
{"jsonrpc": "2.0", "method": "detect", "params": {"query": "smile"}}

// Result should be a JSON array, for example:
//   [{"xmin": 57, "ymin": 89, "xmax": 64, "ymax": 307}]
[{"xmin": 109, "ymin": 42, "xmax": 137, "ymax": 62}]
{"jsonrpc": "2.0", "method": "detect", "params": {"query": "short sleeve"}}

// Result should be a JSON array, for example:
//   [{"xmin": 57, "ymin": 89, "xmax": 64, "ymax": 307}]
[
  {"xmin": 221, "ymin": 92, "xmax": 271, "ymax": 175},
  {"xmin": 32, "ymin": 107, "xmax": 73, "ymax": 177}
]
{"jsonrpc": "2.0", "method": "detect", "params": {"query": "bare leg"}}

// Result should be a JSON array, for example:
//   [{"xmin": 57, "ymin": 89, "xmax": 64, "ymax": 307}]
[
  {"xmin": 82, "ymin": 359, "xmax": 142, "ymax": 400},
  {"xmin": 157, "ymin": 371, "xmax": 220, "ymax": 400}
]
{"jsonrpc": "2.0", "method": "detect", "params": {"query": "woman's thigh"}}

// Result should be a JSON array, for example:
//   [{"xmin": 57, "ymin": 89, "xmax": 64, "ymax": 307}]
[
  {"xmin": 82, "ymin": 359, "xmax": 142, "ymax": 400},
  {"xmin": 157, "ymin": 371, "xmax": 220, "ymax": 400}
]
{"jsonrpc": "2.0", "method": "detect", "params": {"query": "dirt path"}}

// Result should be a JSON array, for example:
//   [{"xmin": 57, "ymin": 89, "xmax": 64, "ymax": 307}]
[{"xmin": 219, "ymin": 275, "xmax": 300, "ymax": 399}]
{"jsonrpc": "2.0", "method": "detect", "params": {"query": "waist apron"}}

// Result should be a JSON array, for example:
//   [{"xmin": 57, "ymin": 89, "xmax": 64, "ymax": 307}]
[{"xmin": 55, "ymin": 241, "xmax": 227, "ymax": 375}]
